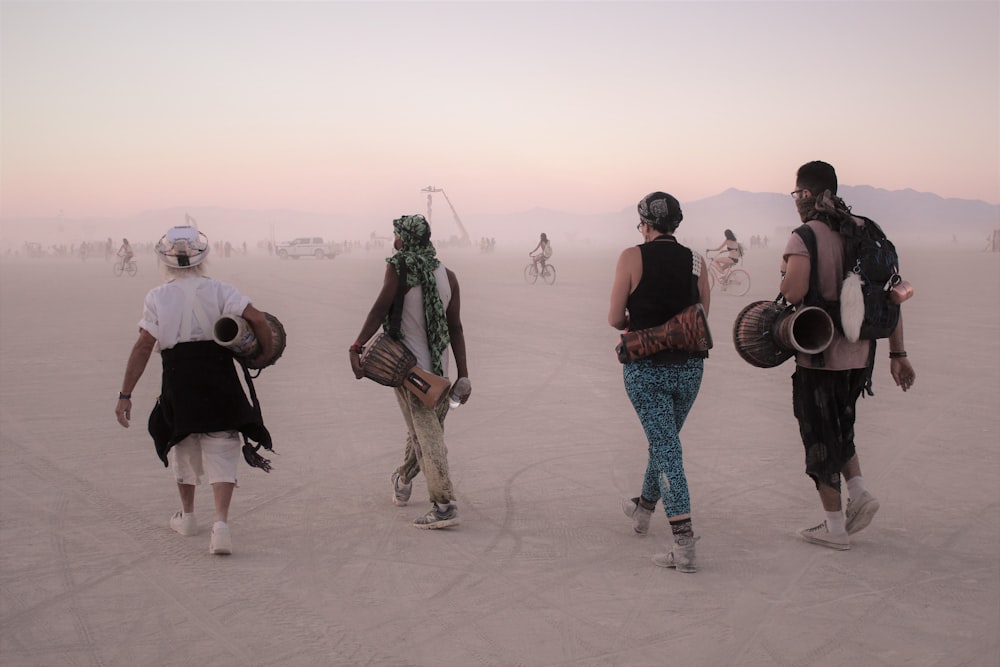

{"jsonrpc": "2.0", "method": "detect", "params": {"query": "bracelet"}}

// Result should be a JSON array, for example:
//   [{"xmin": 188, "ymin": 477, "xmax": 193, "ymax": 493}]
[
  {"xmin": 118, "ymin": 392, "xmax": 132, "ymax": 400},
  {"xmin": 349, "ymin": 342, "xmax": 364, "ymax": 354},
  {"xmin": 889, "ymin": 351, "xmax": 907, "ymax": 359}
]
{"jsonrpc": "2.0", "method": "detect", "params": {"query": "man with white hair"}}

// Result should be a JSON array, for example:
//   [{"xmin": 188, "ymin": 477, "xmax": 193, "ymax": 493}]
[{"xmin": 114, "ymin": 223, "xmax": 275, "ymax": 555}]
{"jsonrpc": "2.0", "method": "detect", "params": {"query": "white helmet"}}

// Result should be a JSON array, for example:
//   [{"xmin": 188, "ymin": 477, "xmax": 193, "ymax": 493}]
[{"xmin": 156, "ymin": 225, "xmax": 209, "ymax": 268}]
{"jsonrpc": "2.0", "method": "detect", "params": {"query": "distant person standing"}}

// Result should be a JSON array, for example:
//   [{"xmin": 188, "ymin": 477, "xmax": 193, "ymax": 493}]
[
  {"xmin": 609, "ymin": 192, "xmax": 711, "ymax": 573},
  {"xmin": 114, "ymin": 224, "xmax": 276, "ymax": 555},
  {"xmin": 781, "ymin": 161, "xmax": 915, "ymax": 550},
  {"xmin": 349, "ymin": 214, "xmax": 470, "ymax": 529},
  {"xmin": 529, "ymin": 233, "xmax": 553, "ymax": 270}
]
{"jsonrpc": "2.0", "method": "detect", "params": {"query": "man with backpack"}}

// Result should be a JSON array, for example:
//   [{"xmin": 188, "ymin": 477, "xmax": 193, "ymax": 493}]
[{"xmin": 780, "ymin": 161, "xmax": 916, "ymax": 550}]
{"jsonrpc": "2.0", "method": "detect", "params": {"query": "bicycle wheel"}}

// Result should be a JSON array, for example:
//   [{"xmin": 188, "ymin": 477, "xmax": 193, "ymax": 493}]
[
  {"xmin": 113, "ymin": 261, "xmax": 124, "ymax": 277},
  {"xmin": 126, "ymin": 261, "xmax": 138, "ymax": 277},
  {"xmin": 524, "ymin": 264, "xmax": 539, "ymax": 284},
  {"xmin": 724, "ymin": 269, "xmax": 751, "ymax": 296},
  {"xmin": 542, "ymin": 264, "xmax": 556, "ymax": 285}
]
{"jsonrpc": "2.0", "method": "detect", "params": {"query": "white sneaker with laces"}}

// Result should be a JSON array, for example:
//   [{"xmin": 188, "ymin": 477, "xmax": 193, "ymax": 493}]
[
  {"xmin": 845, "ymin": 491, "xmax": 880, "ymax": 535},
  {"xmin": 170, "ymin": 511, "xmax": 198, "ymax": 536},
  {"xmin": 210, "ymin": 521, "xmax": 232, "ymax": 555},
  {"xmin": 798, "ymin": 521, "xmax": 850, "ymax": 550}
]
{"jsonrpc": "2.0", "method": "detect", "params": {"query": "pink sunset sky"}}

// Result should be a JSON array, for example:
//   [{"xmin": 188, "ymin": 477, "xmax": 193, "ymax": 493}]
[{"xmin": 1, "ymin": 1, "xmax": 997, "ymax": 223}]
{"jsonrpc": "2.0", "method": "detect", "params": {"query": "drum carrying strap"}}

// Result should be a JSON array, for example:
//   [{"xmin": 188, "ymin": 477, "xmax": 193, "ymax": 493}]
[
  {"xmin": 177, "ymin": 278, "xmax": 215, "ymax": 343},
  {"xmin": 386, "ymin": 259, "xmax": 408, "ymax": 340}
]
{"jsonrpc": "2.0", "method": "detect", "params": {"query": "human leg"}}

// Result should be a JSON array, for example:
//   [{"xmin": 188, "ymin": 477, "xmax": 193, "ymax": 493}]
[
  {"xmin": 625, "ymin": 358, "xmax": 704, "ymax": 569},
  {"xmin": 169, "ymin": 437, "xmax": 201, "ymax": 535},
  {"xmin": 625, "ymin": 360, "xmax": 702, "ymax": 527},
  {"xmin": 201, "ymin": 431, "xmax": 241, "ymax": 554},
  {"xmin": 394, "ymin": 388, "xmax": 457, "ymax": 526},
  {"xmin": 792, "ymin": 368, "xmax": 866, "ymax": 548},
  {"xmin": 843, "ymin": 454, "xmax": 880, "ymax": 534}
]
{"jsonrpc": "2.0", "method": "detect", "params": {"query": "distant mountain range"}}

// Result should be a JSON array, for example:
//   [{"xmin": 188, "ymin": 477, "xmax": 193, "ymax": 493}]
[{"xmin": 2, "ymin": 186, "xmax": 997, "ymax": 249}]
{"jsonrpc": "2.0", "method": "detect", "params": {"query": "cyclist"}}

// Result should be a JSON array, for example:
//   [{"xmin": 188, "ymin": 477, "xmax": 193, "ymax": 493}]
[
  {"xmin": 707, "ymin": 229, "xmax": 741, "ymax": 273},
  {"xmin": 118, "ymin": 238, "xmax": 134, "ymax": 266},
  {"xmin": 529, "ymin": 233, "xmax": 552, "ymax": 272}
]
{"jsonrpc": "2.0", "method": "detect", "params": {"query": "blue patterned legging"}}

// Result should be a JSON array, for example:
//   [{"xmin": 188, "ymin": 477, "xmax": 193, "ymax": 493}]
[{"xmin": 623, "ymin": 357, "xmax": 703, "ymax": 521}]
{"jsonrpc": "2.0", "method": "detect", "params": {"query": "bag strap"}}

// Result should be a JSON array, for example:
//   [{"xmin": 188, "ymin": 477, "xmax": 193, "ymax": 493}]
[
  {"xmin": 792, "ymin": 224, "xmax": 827, "ymax": 368},
  {"xmin": 386, "ymin": 259, "xmax": 408, "ymax": 340}
]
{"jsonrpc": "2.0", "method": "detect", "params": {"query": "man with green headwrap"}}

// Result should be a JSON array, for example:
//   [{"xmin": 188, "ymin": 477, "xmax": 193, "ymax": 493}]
[{"xmin": 350, "ymin": 214, "xmax": 471, "ymax": 529}]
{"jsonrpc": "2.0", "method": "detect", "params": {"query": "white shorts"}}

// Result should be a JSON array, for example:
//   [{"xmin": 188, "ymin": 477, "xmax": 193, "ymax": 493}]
[{"xmin": 170, "ymin": 431, "xmax": 241, "ymax": 485}]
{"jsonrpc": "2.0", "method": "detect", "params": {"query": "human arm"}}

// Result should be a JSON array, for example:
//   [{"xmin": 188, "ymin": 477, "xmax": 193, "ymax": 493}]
[
  {"xmin": 115, "ymin": 329, "xmax": 156, "ymax": 427},
  {"xmin": 888, "ymin": 312, "xmax": 915, "ymax": 392},
  {"xmin": 779, "ymin": 254, "xmax": 810, "ymax": 304},
  {"xmin": 608, "ymin": 247, "xmax": 640, "ymax": 330},
  {"xmin": 707, "ymin": 239, "xmax": 726, "ymax": 253},
  {"xmin": 445, "ymin": 269, "xmax": 471, "ymax": 403},
  {"xmin": 349, "ymin": 264, "xmax": 399, "ymax": 379},
  {"xmin": 241, "ymin": 303, "xmax": 274, "ymax": 369},
  {"xmin": 697, "ymin": 254, "xmax": 711, "ymax": 316}
]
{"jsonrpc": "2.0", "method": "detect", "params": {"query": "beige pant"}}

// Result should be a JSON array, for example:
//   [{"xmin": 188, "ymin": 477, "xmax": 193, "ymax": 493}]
[{"xmin": 393, "ymin": 386, "xmax": 454, "ymax": 505}]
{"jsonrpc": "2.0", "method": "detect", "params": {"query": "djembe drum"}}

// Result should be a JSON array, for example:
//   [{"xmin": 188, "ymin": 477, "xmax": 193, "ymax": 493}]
[
  {"xmin": 360, "ymin": 333, "xmax": 451, "ymax": 408},
  {"xmin": 213, "ymin": 312, "xmax": 287, "ymax": 371},
  {"xmin": 732, "ymin": 300, "xmax": 834, "ymax": 368},
  {"xmin": 616, "ymin": 303, "xmax": 713, "ymax": 363}
]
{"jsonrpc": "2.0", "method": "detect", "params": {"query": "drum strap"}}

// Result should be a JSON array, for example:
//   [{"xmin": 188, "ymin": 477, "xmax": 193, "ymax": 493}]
[{"xmin": 386, "ymin": 259, "xmax": 408, "ymax": 340}]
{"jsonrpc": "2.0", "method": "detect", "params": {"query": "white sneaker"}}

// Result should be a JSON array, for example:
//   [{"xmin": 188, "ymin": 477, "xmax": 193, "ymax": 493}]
[
  {"xmin": 798, "ymin": 521, "xmax": 850, "ymax": 550},
  {"xmin": 209, "ymin": 521, "xmax": 232, "ymax": 555},
  {"xmin": 845, "ymin": 491, "xmax": 880, "ymax": 535},
  {"xmin": 169, "ymin": 511, "xmax": 198, "ymax": 536}
]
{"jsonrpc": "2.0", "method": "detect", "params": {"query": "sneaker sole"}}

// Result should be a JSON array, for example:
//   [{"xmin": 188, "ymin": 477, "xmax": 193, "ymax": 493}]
[
  {"xmin": 651, "ymin": 554, "xmax": 696, "ymax": 572},
  {"xmin": 392, "ymin": 494, "xmax": 409, "ymax": 507},
  {"xmin": 798, "ymin": 531, "xmax": 850, "ymax": 551},
  {"xmin": 209, "ymin": 545, "xmax": 232, "ymax": 555},
  {"xmin": 413, "ymin": 517, "xmax": 460, "ymax": 530},
  {"xmin": 847, "ymin": 499, "xmax": 880, "ymax": 535}
]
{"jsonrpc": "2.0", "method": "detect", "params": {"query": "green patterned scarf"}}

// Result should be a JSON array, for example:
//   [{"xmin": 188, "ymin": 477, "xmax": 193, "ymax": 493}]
[{"xmin": 385, "ymin": 215, "xmax": 450, "ymax": 375}]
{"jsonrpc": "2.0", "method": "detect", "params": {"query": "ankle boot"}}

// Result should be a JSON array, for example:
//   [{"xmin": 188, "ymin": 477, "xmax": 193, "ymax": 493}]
[{"xmin": 652, "ymin": 535, "xmax": 699, "ymax": 573}]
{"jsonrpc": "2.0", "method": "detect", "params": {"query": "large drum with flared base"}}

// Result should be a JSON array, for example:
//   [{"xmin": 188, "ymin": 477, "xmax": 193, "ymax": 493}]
[{"xmin": 733, "ymin": 301, "xmax": 834, "ymax": 368}]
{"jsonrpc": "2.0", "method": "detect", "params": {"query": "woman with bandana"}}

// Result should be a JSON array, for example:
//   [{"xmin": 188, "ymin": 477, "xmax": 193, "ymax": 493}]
[
  {"xmin": 608, "ymin": 192, "xmax": 711, "ymax": 573},
  {"xmin": 350, "ymin": 214, "xmax": 470, "ymax": 529}
]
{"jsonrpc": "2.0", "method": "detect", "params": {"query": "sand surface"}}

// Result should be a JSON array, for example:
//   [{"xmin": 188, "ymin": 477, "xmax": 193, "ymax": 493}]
[{"xmin": 1, "ymin": 243, "xmax": 998, "ymax": 666}]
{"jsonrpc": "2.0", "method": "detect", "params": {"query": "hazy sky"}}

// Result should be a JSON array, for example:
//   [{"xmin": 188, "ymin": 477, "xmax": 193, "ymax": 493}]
[{"xmin": 2, "ymin": 1, "xmax": 997, "ymax": 223}]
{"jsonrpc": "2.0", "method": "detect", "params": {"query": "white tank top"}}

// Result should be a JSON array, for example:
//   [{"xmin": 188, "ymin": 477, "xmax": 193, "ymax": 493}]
[{"xmin": 399, "ymin": 265, "xmax": 451, "ymax": 376}]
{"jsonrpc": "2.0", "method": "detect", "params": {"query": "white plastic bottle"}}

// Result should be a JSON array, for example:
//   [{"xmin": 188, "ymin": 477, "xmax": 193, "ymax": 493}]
[{"xmin": 448, "ymin": 377, "xmax": 472, "ymax": 409}]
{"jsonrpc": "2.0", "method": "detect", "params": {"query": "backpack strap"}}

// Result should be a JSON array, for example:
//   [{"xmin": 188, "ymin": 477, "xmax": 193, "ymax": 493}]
[{"xmin": 791, "ymin": 224, "xmax": 827, "ymax": 367}]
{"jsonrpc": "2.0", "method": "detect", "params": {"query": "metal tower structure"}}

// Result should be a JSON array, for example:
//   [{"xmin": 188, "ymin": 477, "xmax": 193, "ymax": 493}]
[{"xmin": 421, "ymin": 186, "xmax": 471, "ymax": 246}]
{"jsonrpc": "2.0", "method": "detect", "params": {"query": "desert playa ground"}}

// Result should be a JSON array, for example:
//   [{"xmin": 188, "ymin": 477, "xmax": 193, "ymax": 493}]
[{"xmin": 1, "ymin": 241, "xmax": 997, "ymax": 666}]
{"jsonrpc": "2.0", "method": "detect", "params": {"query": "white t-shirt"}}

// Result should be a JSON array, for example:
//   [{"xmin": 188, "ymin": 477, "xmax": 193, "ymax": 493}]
[
  {"xmin": 400, "ymin": 265, "xmax": 452, "ymax": 376},
  {"xmin": 139, "ymin": 275, "xmax": 250, "ymax": 351}
]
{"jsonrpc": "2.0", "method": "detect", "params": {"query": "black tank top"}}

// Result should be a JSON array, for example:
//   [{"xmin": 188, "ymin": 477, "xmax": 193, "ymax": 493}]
[{"xmin": 627, "ymin": 236, "xmax": 699, "ymax": 331}]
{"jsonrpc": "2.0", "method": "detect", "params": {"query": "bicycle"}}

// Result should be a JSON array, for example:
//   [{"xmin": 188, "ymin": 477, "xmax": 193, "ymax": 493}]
[
  {"xmin": 705, "ymin": 252, "xmax": 750, "ymax": 296},
  {"xmin": 524, "ymin": 258, "xmax": 556, "ymax": 285},
  {"xmin": 113, "ymin": 258, "xmax": 138, "ymax": 277}
]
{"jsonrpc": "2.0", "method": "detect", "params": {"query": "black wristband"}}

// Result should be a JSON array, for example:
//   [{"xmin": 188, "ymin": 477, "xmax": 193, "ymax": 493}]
[
  {"xmin": 119, "ymin": 392, "xmax": 132, "ymax": 400},
  {"xmin": 888, "ymin": 351, "xmax": 907, "ymax": 359}
]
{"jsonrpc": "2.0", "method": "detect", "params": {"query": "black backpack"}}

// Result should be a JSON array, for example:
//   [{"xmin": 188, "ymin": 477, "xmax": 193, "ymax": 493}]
[{"xmin": 794, "ymin": 217, "xmax": 901, "ymax": 342}]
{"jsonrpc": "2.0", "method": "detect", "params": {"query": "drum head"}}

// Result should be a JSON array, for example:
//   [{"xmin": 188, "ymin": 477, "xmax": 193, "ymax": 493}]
[
  {"xmin": 246, "ymin": 312, "xmax": 287, "ymax": 370},
  {"xmin": 732, "ymin": 300, "xmax": 794, "ymax": 368}
]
